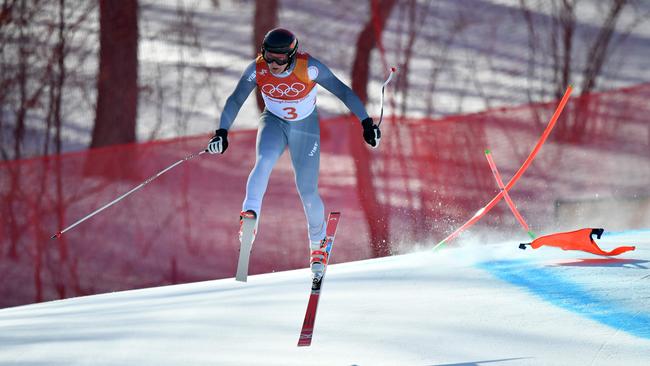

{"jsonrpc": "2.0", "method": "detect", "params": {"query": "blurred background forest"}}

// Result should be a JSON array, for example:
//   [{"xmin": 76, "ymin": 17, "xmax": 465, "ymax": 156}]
[{"xmin": 2, "ymin": 0, "xmax": 649, "ymax": 159}]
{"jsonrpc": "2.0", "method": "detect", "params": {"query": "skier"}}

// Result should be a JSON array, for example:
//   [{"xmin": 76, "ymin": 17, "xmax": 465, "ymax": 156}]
[{"xmin": 206, "ymin": 28, "xmax": 380, "ymax": 277}]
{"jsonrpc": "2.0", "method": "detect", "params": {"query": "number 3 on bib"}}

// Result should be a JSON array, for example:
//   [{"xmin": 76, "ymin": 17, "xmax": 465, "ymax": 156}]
[{"xmin": 283, "ymin": 107, "xmax": 298, "ymax": 120}]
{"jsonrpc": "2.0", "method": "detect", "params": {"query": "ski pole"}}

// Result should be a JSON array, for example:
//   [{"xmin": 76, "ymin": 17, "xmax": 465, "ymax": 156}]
[
  {"xmin": 377, "ymin": 66, "xmax": 396, "ymax": 127},
  {"xmin": 51, "ymin": 149, "xmax": 207, "ymax": 239}
]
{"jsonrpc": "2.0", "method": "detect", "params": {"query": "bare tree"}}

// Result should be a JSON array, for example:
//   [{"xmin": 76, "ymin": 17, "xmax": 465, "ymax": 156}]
[
  {"xmin": 90, "ymin": 0, "xmax": 138, "ymax": 148},
  {"xmin": 392, "ymin": 0, "xmax": 430, "ymax": 118},
  {"xmin": 518, "ymin": 0, "xmax": 644, "ymax": 141},
  {"xmin": 253, "ymin": 0, "xmax": 278, "ymax": 112},
  {"xmin": 581, "ymin": 0, "xmax": 628, "ymax": 95},
  {"xmin": 350, "ymin": 0, "xmax": 397, "ymax": 257},
  {"xmin": 424, "ymin": 8, "xmax": 467, "ymax": 117},
  {"xmin": 10, "ymin": 0, "xmax": 36, "ymax": 160}
]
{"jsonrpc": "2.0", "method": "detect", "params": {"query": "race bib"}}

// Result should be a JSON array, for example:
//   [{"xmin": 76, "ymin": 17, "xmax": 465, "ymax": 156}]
[{"xmin": 256, "ymin": 53, "xmax": 318, "ymax": 121}]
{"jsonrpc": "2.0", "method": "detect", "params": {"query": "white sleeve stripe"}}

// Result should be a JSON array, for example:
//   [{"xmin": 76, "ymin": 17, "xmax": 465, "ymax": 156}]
[{"xmin": 307, "ymin": 66, "xmax": 319, "ymax": 81}]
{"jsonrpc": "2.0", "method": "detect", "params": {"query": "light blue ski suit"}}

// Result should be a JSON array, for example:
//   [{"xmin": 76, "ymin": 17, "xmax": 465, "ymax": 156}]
[{"xmin": 219, "ymin": 56, "xmax": 369, "ymax": 242}]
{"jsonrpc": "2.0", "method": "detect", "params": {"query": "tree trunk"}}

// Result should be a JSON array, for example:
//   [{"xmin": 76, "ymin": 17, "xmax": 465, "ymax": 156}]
[
  {"xmin": 90, "ymin": 0, "xmax": 138, "ymax": 148},
  {"xmin": 350, "ymin": 0, "xmax": 396, "ymax": 258},
  {"xmin": 253, "ymin": 0, "xmax": 278, "ymax": 112}
]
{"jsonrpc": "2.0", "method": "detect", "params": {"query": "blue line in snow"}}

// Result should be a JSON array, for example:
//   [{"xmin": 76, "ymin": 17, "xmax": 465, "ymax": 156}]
[{"xmin": 478, "ymin": 260, "xmax": 650, "ymax": 339}]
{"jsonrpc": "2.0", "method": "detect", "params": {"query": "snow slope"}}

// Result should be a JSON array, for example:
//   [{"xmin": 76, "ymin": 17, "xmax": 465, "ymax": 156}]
[{"xmin": 0, "ymin": 231, "xmax": 648, "ymax": 366}]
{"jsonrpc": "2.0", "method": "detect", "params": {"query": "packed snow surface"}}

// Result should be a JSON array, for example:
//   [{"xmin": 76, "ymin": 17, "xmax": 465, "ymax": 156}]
[{"xmin": 1, "ymin": 230, "xmax": 648, "ymax": 365}]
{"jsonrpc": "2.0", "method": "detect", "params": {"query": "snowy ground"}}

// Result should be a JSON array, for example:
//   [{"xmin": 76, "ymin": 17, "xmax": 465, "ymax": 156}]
[{"xmin": 0, "ymin": 230, "xmax": 648, "ymax": 366}]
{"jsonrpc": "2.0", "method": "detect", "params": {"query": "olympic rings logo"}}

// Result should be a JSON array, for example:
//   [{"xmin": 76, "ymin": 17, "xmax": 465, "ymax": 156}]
[{"xmin": 261, "ymin": 83, "xmax": 306, "ymax": 98}]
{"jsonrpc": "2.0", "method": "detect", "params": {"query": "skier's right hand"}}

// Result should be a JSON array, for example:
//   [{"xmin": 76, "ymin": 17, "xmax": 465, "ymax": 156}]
[{"xmin": 207, "ymin": 129, "xmax": 229, "ymax": 154}]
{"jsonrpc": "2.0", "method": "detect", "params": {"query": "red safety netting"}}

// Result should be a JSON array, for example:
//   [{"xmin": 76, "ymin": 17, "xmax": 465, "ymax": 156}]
[{"xmin": 1, "ymin": 84, "xmax": 649, "ymax": 308}]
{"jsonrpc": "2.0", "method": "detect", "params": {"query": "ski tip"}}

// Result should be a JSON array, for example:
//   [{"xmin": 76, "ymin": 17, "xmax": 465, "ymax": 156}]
[
  {"xmin": 485, "ymin": 149, "xmax": 491, "ymax": 155},
  {"xmin": 390, "ymin": 66, "xmax": 397, "ymax": 72},
  {"xmin": 51, "ymin": 232, "xmax": 62, "ymax": 240}
]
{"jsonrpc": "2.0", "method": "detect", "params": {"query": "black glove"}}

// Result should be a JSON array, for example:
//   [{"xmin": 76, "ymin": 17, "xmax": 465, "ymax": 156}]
[
  {"xmin": 207, "ymin": 129, "xmax": 229, "ymax": 154},
  {"xmin": 361, "ymin": 117, "xmax": 381, "ymax": 148}
]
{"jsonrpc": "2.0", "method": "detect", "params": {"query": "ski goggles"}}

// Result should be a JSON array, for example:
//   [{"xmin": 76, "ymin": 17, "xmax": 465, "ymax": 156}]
[{"xmin": 262, "ymin": 51, "xmax": 290, "ymax": 65}]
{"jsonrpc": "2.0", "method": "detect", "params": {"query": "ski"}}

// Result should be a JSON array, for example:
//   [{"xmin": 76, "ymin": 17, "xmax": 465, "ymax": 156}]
[
  {"xmin": 235, "ymin": 211, "xmax": 257, "ymax": 282},
  {"xmin": 297, "ymin": 211, "xmax": 341, "ymax": 347}
]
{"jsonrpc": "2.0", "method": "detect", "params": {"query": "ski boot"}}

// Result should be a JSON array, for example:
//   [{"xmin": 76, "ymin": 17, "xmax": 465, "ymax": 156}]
[
  {"xmin": 310, "ymin": 237, "xmax": 328, "ymax": 282},
  {"xmin": 238, "ymin": 210, "xmax": 258, "ymax": 245},
  {"xmin": 236, "ymin": 209, "xmax": 258, "ymax": 282}
]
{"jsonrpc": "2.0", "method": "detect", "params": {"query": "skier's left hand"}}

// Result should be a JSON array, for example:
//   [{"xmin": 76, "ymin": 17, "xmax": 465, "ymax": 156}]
[{"xmin": 361, "ymin": 117, "xmax": 381, "ymax": 148}]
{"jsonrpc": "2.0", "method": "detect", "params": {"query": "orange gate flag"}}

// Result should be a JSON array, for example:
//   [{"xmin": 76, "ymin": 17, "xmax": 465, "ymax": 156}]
[{"xmin": 519, "ymin": 228, "xmax": 636, "ymax": 256}]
